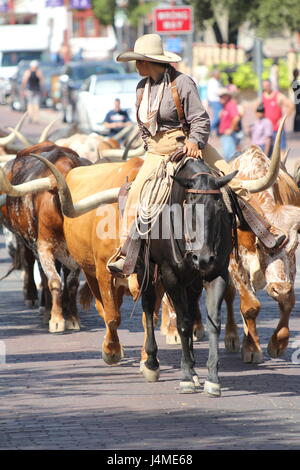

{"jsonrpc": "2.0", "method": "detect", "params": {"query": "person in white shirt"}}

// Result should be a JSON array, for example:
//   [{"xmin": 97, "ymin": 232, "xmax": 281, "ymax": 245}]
[{"xmin": 206, "ymin": 69, "xmax": 222, "ymax": 134}]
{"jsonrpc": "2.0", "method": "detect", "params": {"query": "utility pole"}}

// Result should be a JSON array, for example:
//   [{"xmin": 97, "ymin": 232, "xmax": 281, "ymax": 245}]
[{"xmin": 254, "ymin": 37, "xmax": 263, "ymax": 99}]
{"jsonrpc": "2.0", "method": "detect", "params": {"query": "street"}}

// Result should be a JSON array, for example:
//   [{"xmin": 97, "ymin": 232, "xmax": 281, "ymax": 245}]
[{"xmin": 0, "ymin": 105, "xmax": 300, "ymax": 451}]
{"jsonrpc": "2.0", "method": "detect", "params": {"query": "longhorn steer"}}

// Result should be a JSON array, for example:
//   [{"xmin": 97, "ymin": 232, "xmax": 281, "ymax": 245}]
[
  {"xmin": 226, "ymin": 146, "xmax": 300, "ymax": 362},
  {"xmin": 0, "ymin": 142, "xmax": 87, "ymax": 332}
]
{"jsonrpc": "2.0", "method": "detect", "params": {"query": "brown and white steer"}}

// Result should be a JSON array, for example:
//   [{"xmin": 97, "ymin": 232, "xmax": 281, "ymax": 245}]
[
  {"xmin": 226, "ymin": 145, "xmax": 300, "ymax": 363},
  {"xmin": 0, "ymin": 142, "xmax": 88, "ymax": 332}
]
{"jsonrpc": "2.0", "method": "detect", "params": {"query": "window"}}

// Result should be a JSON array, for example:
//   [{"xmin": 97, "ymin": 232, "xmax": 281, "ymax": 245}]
[{"xmin": 72, "ymin": 12, "xmax": 100, "ymax": 38}]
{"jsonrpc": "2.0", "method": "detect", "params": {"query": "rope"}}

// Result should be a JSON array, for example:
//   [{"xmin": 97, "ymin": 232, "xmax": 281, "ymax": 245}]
[{"xmin": 135, "ymin": 159, "xmax": 176, "ymax": 236}]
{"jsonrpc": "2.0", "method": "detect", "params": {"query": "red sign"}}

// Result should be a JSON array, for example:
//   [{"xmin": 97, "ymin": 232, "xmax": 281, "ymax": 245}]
[{"xmin": 154, "ymin": 7, "xmax": 193, "ymax": 34}]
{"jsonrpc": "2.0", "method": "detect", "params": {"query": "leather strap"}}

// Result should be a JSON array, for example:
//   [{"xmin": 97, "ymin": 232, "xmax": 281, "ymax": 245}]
[
  {"xmin": 136, "ymin": 67, "xmax": 189, "ymax": 136},
  {"xmin": 186, "ymin": 189, "xmax": 221, "ymax": 194},
  {"xmin": 236, "ymin": 195, "xmax": 279, "ymax": 249}
]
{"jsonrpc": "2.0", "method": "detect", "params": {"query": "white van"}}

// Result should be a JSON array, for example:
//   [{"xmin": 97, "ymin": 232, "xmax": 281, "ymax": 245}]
[{"xmin": 0, "ymin": 24, "xmax": 49, "ymax": 80}]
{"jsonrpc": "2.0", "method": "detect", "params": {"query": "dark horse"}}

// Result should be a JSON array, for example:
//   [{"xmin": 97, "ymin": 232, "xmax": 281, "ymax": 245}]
[
  {"xmin": 138, "ymin": 158, "xmax": 237, "ymax": 396},
  {"xmin": 23, "ymin": 153, "xmax": 237, "ymax": 395}
]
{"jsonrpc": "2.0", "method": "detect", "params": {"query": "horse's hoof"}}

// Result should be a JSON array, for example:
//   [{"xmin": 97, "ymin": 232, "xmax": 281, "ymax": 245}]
[
  {"xmin": 179, "ymin": 381, "xmax": 196, "ymax": 394},
  {"xmin": 140, "ymin": 361, "xmax": 160, "ymax": 382},
  {"xmin": 241, "ymin": 348, "xmax": 264, "ymax": 363},
  {"xmin": 102, "ymin": 345, "xmax": 124, "ymax": 365},
  {"xmin": 204, "ymin": 380, "xmax": 221, "ymax": 397},
  {"xmin": 166, "ymin": 333, "xmax": 181, "ymax": 345},
  {"xmin": 49, "ymin": 319, "xmax": 66, "ymax": 333},
  {"xmin": 66, "ymin": 318, "xmax": 81, "ymax": 331}
]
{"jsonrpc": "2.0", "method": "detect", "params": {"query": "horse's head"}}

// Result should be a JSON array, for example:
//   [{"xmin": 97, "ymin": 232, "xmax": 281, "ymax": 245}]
[{"xmin": 172, "ymin": 159, "xmax": 237, "ymax": 276}]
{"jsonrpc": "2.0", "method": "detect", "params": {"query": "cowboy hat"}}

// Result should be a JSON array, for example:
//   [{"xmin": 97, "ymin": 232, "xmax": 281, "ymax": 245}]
[{"xmin": 116, "ymin": 34, "xmax": 182, "ymax": 64}]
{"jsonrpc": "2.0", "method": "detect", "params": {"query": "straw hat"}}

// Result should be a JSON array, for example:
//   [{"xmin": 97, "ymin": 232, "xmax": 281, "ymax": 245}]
[{"xmin": 116, "ymin": 34, "xmax": 182, "ymax": 64}]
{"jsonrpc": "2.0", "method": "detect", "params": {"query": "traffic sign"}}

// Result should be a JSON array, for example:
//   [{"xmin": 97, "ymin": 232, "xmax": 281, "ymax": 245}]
[{"xmin": 153, "ymin": 6, "xmax": 193, "ymax": 34}]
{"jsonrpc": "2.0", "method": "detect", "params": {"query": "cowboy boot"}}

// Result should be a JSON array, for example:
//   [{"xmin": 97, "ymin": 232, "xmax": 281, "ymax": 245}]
[{"xmin": 107, "ymin": 225, "xmax": 142, "ymax": 277}]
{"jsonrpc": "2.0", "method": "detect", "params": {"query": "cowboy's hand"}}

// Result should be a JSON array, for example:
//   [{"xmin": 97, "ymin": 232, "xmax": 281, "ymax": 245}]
[{"xmin": 183, "ymin": 140, "xmax": 199, "ymax": 158}]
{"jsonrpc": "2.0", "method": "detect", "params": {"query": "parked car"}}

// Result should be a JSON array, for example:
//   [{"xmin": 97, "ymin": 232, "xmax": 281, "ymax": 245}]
[
  {"xmin": 9, "ymin": 60, "xmax": 64, "ymax": 111},
  {"xmin": 76, "ymin": 73, "xmax": 140, "ymax": 133},
  {"xmin": 58, "ymin": 60, "xmax": 126, "ymax": 123}
]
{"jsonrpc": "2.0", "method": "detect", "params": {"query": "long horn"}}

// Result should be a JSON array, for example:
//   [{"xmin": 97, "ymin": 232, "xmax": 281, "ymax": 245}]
[
  {"xmin": 39, "ymin": 119, "xmax": 59, "ymax": 143},
  {"xmin": 0, "ymin": 112, "xmax": 28, "ymax": 146},
  {"xmin": 281, "ymin": 148, "xmax": 290, "ymax": 167},
  {"xmin": 0, "ymin": 166, "xmax": 55, "ymax": 196},
  {"xmin": 111, "ymin": 123, "xmax": 134, "ymax": 141},
  {"xmin": 29, "ymin": 154, "xmax": 120, "ymax": 217},
  {"xmin": 240, "ymin": 115, "xmax": 287, "ymax": 193},
  {"xmin": 7, "ymin": 127, "xmax": 30, "ymax": 147},
  {"xmin": 101, "ymin": 144, "xmax": 145, "ymax": 159}
]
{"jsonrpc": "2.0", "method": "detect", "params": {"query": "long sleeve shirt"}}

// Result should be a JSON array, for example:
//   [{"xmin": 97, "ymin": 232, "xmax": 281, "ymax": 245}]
[{"xmin": 136, "ymin": 67, "xmax": 210, "ymax": 150}]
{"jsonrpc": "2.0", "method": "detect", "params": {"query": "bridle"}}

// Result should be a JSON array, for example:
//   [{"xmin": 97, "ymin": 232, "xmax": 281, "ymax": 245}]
[
  {"xmin": 183, "ymin": 171, "xmax": 221, "ymax": 254},
  {"xmin": 185, "ymin": 172, "xmax": 221, "ymax": 195}
]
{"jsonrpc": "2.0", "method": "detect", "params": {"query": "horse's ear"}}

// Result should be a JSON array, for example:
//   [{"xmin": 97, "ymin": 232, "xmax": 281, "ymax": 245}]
[
  {"xmin": 171, "ymin": 175, "xmax": 194, "ymax": 189},
  {"xmin": 215, "ymin": 170, "xmax": 238, "ymax": 188}
]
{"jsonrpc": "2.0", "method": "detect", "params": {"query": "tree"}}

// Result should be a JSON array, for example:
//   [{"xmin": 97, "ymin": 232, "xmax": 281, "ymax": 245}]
[
  {"xmin": 187, "ymin": 0, "xmax": 300, "ymax": 44},
  {"xmin": 92, "ymin": 0, "xmax": 116, "ymax": 26}
]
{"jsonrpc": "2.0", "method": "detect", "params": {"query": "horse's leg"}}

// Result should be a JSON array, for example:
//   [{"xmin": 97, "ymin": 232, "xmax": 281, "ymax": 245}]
[
  {"xmin": 204, "ymin": 274, "xmax": 227, "ymax": 397},
  {"xmin": 141, "ymin": 282, "xmax": 163, "ymax": 364},
  {"xmin": 224, "ymin": 278, "xmax": 240, "ymax": 353},
  {"xmin": 192, "ymin": 286, "xmax": 205, "ymax": 341},
  {"xmin": 163, "ymin": 274, "xmax": 197, "ymax": 393},
  {"xmin": 140, "ymin": 278, "xmax": 160, "ymax": 382}
]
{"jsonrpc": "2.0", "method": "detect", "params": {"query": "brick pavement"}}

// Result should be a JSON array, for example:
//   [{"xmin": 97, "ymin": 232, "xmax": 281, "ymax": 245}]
[
  {"xmin": 0, "ymin": 232, "xmax": 300, "ymax": 450},
  {"xmin": 1, "ymin": 105, "xmax": 300, "ymax": 451}
]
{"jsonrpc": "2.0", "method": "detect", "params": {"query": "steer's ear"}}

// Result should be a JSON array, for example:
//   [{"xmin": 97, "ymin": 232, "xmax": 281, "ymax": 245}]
[
  {"xmin": 215, "ymin": 170, "xmax": 239, "ymax": 188},
  {"xmin": 171, "ymin": 175, "xmax": 194, "ymax": 189}
]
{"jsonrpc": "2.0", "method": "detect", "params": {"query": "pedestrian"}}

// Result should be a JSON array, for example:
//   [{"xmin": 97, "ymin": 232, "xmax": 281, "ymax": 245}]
[
  {"xmin": 218, "ymin": 87, "xmax": 241, "ymax": 162},
  {"xmin": 21, "ymin": 60, "xmax": 44, "ymax": 124},
  {"xmin": 105, "ymin": 33, "xmax": 285, "ymax": 275},
  {"xmin": 262, "ymin": 79, "xmax": 294, "ymax": 155},
  {"xmin": 249, "ymin": 103, "xmax": 273, "ymax": 156},
  {"xmin": 291, "ymin": 69, "xmax": 300, "ymax": 132},
  {"xmin": 103, "ymin": 98, "xmax": 132, "ymax": 137},
  {"xmin": 207, "ymin": 69, "xmax": 222, "ymax": 135}
]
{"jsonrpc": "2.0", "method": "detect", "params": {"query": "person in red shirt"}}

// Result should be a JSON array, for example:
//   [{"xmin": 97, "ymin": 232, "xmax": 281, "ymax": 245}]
[
  {"xmin": 218, "ymin": 88, "xmax": 241, "ymax": 161},
  {"xmin": 261, "ymin": 79, "xmax": 294, "ymax": 155}
]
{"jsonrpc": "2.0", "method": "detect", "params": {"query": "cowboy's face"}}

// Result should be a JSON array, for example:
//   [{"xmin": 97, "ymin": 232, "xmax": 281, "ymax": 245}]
[{"xmin": 135, "ymin": 60, "xmax": 151, "ymax": 76}]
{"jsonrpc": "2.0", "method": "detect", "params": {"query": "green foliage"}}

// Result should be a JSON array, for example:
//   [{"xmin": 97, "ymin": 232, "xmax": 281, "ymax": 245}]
[
  {"xmin": 92, "ymin": 0, "xmax": 116, "ymax": 26},
  {"xmin": 127, "ymin": 2, "xmax": 158, "ymax": 27},
  {"xmin": 216, "ymin": 58, "xmax": 290, "ymax": 90},
  {"xmin": 187, "ymin": 0, "xmax": 300, "ymax": 40}
]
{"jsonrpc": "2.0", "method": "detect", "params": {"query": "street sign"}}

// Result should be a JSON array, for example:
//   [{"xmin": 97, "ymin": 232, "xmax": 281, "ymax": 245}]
[{"xmin": 153, "ymin": 6, "xmax": 193, "ymax": 34}]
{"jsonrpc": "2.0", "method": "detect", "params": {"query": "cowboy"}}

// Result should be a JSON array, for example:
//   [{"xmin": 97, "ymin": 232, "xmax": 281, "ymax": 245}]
[{"xmin": 107, "ymin": 34, "xmax": 286, "ymax": 275}]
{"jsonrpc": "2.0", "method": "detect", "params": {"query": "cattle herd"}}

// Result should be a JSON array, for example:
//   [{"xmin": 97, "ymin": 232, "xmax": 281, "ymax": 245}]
[{"xmin": 1, "ymin": 112, "xmax": 300, "ymax": 396}]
